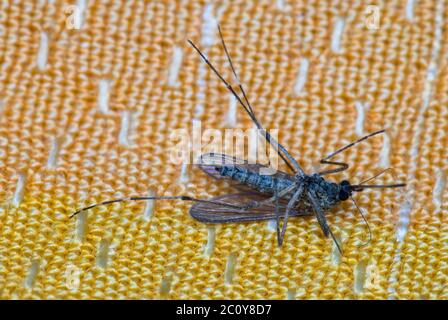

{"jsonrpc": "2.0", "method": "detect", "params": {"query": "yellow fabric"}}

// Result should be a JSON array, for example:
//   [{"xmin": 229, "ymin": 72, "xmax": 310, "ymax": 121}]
[{"xmin": 0, "ymin": 0, "xmax": 446, "ymax": 299}]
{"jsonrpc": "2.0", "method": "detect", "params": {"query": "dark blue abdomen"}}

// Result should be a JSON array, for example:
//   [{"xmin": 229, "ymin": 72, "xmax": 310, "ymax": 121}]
[{"xmin": 217, "ymin": 166, "xmax": 294, "ymax": 194}]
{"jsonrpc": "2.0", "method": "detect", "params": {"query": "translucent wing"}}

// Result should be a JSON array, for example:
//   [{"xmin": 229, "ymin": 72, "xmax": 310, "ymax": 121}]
[
  {"xmin": 190, "ymin": 192, "xmax": 312, "ymax": 223},
  {"xmin": 197, "ymin": 153, "xmax": 294, "ymax": 191}
]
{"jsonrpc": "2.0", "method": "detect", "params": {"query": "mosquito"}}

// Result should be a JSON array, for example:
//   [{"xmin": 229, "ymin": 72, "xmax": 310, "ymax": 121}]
[{"xmin": 70, "ymin": 25, "xmax": 405, "ymax": 253}]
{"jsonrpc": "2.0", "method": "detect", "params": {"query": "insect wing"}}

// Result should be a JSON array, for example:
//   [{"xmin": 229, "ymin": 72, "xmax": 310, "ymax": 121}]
[{"xmin": 190, "ymin": 192, "xmax": 311, "ymax": 223}]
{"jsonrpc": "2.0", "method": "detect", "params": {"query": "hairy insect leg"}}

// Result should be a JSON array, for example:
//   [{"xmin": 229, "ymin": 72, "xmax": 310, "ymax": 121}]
[
  {"xmin": 318, "ymin": 129, "xmax": 385, "ymax": 176},
  {"xmin": 274, "ymin": 186, "xmax": 282, "ymax": 246},
  {"xmin": 350, "ymin": 195, "xmax": 372, "ymax": 247},
  {"xmin": 318, "ymin": 160, "xmax": 349, "ymax": 176},
  {"xmin": 307, "ymin": 191, "xmax": 343, "ymax": 254},
  {"xmin": 278, "ymin": 185, "xmax": 304, "ymax": 246},
  {"xmin": 358, "ymin": 167, "xmax": 396, "ymax": 185},
  {"xmin": 243, "ymin": 184, "xmax": 296, "ymax": 210},
  {"xmin": 69, "ymin": 195, "xmax": 248, "ymax": 219}
]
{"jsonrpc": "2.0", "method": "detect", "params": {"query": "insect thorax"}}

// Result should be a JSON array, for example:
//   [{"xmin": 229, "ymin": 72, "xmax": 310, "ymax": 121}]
[{"xmin": 299, "ymin": 174, "xmax": 341, "ymax": 210}]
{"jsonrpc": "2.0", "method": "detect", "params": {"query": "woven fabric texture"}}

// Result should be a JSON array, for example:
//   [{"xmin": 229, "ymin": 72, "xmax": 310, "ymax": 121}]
[{"xmin": 0, "ymin": 0, "xmax": 447, "ymax": 299}]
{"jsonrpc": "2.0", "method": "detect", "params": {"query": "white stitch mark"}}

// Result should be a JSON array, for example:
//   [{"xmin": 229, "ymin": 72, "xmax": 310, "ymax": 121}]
[
  {"xmin": 224, "ymin": 253, "xmax": 237, "ymax": 284},
  {"xmin": 194, "ymin": 4, "xmax": 215, "ymax": 118},
  {"xmin": 178, "ymin": 163, "xmax": 189, "ymax": 183},
  {"xmin": 201, "ymin": 3, "xmax": 218, "ymax": 47},
  {"xmin": 293, "ymin": 57, "xmax": 309, "ymax": 95},
  {"xmin": 396, "ymin": 200, "xmax": 412, "ymax": 242},
  {"xmin": 194, "ymin": 3, "xmax": 226, "ymax": 118},
  {"xmin": 405, "ymin": 0, "xmax": 416, "ymax": 21},
  {"xmin": 276, "ymin": 0, "xmax": 287, "ymax": 11},
  {"xmin": 142, "ymin": 190, "xmax": 155, "ymax": 221},
  {"xmin": 47, "ymin": 136, "xmax": 61, "ymax": 169},
  {"xmin": 98, "ymin": 79, "xmax": 111, "ymax": 113},
  {"xmin": 355, "ymin": 101, "xmax": 368, "ymax": 137},
  {"xmin": 287, "ymin": 287, "xmax": 296, "ymax": 300},
  {"xmin": 65, "ymin": 263, "xmax": 81, "ymax": 291},
  {"xmin": 76, "ymin": 0, "xmax": 87, "ymax": 29},
  {"xmin": 76, "ymin": 210, "xmax": 87, "ymax": 242},
  {"xmin": 37, "ymin": 32, "xmax": 48, "ymax": 71},
  {"xmin": 159, "ymin": 273, "xmax": 173, "ymax": 297},
  {"xmin": 378, "ymin": 131, "xmax": 391, "ymax": 168},
  {"xmin": 331, "ymin": 17, "xmax": 346, "ymax": 53},
  {"xmin": 387, "ymin": 248, "xmax": 402, "ymax": 299},
  {"xmin": 433, "ymin": 169, "xmax": 446, "ymax": 208},
  {"xmin": 225, "ymin": 94, "xmax": 237, "ymax": 128},
  {"xmin": 167, "ymin": 46, "xmax": 183, "ymax": 87},
  {"xmin": 13, "ymin": 172, "xmax": 26, "ymax": 207},
  {"xmin": 96, "ymin": 239, "xmax": 110, "ymax": 269},
  {"xmin": 354, "ymin": 260, "xmax": 367, "ymax": 294},
  {"xmin": 24, "ymin": 259, "xmax": 40, "ymax": 289},
  {"xmin": 266, "ymin": 219, "xmax": 277, "ymax": 232},
  {"xmin": 365, "ymin": 263, "xmax": 380, "ymax": 291},
  {"xmin": 331, "ymin": 234, "xmax": 342, "ymax": 265},
  {"xmin": 194, "ymin": 103, "xmax": 205, "ymax": 118},
  {"xmin": 204, "ymin": 227, "xmax": 216, "ymax": 257},
  {"xmin": 118, "ymin": 110, "xmax": 132, "ymax": 146}
]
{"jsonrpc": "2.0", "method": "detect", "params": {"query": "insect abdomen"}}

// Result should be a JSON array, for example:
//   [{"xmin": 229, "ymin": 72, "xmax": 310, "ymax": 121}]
[{"xmin": 217, "ymin": 166, "xmax": 293, "ymax": 194}]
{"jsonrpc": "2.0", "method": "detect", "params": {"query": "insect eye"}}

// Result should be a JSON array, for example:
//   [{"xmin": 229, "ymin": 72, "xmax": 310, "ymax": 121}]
[
  {"xmin": 339, "ymin": 189, "xmax": 349, "ymax": 201},
  {"xmin": 340, "ymin": 180, "xmax": 350, "ymax": 186}
]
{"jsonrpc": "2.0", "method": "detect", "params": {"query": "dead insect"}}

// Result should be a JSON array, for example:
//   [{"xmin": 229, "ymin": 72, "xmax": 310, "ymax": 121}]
[{"xmin": 70, "ymin": 25, "xmax": 405, "ymax": 253}]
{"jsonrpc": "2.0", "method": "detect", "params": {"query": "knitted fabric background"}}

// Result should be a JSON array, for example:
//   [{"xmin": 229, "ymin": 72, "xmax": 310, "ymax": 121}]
[{"xmin": 0, "ymin": 0, "xmax": 446, "ymax": 299}]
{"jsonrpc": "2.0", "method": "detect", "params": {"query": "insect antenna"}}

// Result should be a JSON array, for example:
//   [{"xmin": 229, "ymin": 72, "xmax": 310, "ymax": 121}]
[
  {"xmin": 350, "ymin": 183, "xmax": 406, "ymax": 192},
  {"xmin": 350, "ymin": 167, "xmax": 406, "ymax": 191},
  {"xmin": 350, "ymin": 195, "xmax": 372, "ymax": 247},
  {"xmin": 359, "ymin": 167, "xmax": 396, "ymax": 185},
  {"xmin": 69, "ymin": 195, "xmax": 243, "ymax": 219},
  {"xmin": 188, "ymin": 32, "xmax": 305, "ymax": 176}
]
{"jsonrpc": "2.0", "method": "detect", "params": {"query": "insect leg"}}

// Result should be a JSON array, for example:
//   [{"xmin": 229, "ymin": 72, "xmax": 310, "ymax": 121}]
[
  {"xmin": 318, "ymin": 129, "xmax": 385, "ymax": 176},
  {"xmin": 69, "ymin": 195, "xmax": 247, "ymax": 219},
  {"xmin": 278, "ymin": 184, "xmax": 304, "ymax": 246},
  {"xmin": 243, "ymin": 183, "xmax": 296, "ymax": 210},
  {"xmin": 217, "ymin": 25, "xmax": 255, "ymax": 123},
  {"xmin": 188, "ymin": 36, "xmax": 305, "ymax": 176},
  {"xmin": 358, "ymin": 167, "xmax": 396, "ymax": 185},
  {"xmin": 274, "ymin": 183, "xmax": 282, "ymax": 246},
  {"xmin": 318, "ymin": 160, "xmax": 348, "ymax": 176},
  {"xmin": 217, "ymin": 25, "xmax": 277, "ymax": 169},
  {"xmin": 307, "ymin": 191, "xmax": 343, "ymax": 254},
  {"xmin": 350, "ymin": 195, "xmax": 372, "ymax": 247}
]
